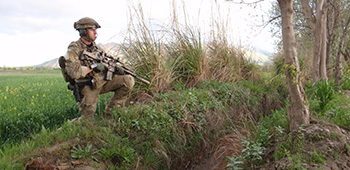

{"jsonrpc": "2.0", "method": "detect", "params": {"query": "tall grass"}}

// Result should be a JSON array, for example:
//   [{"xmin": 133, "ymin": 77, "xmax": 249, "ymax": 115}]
[{"xmin": 122, "ymin": 1, "xmax": 259, "ymax": 93}]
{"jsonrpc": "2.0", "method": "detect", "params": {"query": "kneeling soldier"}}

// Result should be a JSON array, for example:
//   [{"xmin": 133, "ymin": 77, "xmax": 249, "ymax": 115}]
[{"xmin": 59, "ymin": 17, "xmax": 134, "ymax": 119}]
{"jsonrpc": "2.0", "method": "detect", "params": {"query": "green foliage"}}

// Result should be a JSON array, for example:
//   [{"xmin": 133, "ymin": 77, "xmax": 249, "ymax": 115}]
[
  {"xmin": 306, "ymin": 79, "xmax": 335, "ymax": 113},
  {"xmin": 71, "ymin": 143, "xmax": 100, "ymax": 161},
  {"xmin": 104, "ymin": 86, "xmax": 226, "ymax": 169},
  {"xmin": 0, "ymin": 73, "xmax": 288, "ymax": 169},
  {"xmin": 98, "ymin": 137, "xmax": 136, "ymax": 169},
  {"xmin": 313, "ymin": 93, "xmax": 350, "ymax": 130},
  {"xmin": 226, "ymin": 139, "xmax": 266, "ymax": 170},
  {"xmin": 305, "ymin": 78, "xmax": 350, "ymax": 130},
  {"xmin": 273, "ymin": 54, "xmax": 285, "ymax": 76},
  {"xmin": 309, "ymin": 150, "xmax": 327, "ymax": 164},
  {"xmin": 227, "ymin": 109, "xmax": 289, "ymax": 169},
  {"xmin": 241, "ymin": 138, "xmax": 265, "ymax": 165},
  {"xmin": 341, "ymin": 68, "xmax": 350, "ymax": 90},
  {"xmin": 197, "ymin": 80, "xmax": 235, "ymax": 104},
  {"xmin": 226, "ymin": 156, "xmax": 244, "ymax": 170},
  {"xmin": 272, "ymin": 125, "xmax": 328, "ymax": 168},
  {"xmin": 0, "ymin": 74, "xmax": 80, "ymax": 146}
]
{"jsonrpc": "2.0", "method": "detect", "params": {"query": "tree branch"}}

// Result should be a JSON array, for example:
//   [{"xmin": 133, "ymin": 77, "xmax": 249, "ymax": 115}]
[{"xmin": 301, "ymin": 0, "xmax": 316, "ymax": 30}]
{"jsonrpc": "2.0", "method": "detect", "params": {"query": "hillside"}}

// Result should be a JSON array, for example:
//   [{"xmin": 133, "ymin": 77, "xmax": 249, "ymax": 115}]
[
  {"xmin": 35, "ymin": 58, "xmax": 60, "ymax": 68},
  {"xmin": 1, "ymin": 73, "xmax": 350, "ymax": 169},
  {"xmin": 0, "ymin": 79, "xmax": 286, "ymax": 169}
]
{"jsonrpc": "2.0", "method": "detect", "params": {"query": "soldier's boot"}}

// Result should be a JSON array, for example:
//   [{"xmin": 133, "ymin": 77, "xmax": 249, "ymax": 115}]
[{"xmin": 80, "ymin": 103, "xmax": 96, "ymax": 120}]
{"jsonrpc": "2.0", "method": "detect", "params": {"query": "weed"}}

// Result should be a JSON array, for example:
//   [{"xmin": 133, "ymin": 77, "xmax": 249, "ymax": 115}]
[
  {"xmin": 71, "ymin": 143, "xmax": 100, "ymax": 161},
  {"xmin": 307, "ymin": 79, "xmax": 335, "ymax": 113},
  {"xmin": 309, "ymin": 150, "xmax": 327, "ymax": 164},
  {"xmin": 226, "ymin": 138, "xmax": 266, "ymax": 170},
  {"xmin": 242, "ymin": 139, "xmax": 265, "ymax": 165},
  {"xmin": 226, "ymin": 155, "xmax": 244, "ymax": 170}
]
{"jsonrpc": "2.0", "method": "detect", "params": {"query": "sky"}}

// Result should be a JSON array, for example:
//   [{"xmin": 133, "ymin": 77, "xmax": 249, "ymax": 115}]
[{"xmin": 0, "ymin": 0, "xmax": 276, "ymax": 67}]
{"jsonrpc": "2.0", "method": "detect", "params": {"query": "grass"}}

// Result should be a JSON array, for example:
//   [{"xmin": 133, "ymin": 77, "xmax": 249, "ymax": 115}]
[
  {"xmin": 0, "ymin": 72, "xmax": 288, "ymax": 169},
  {"xmin": 0, "ymin": 71, "xmax": 80, "ymax": 146}
]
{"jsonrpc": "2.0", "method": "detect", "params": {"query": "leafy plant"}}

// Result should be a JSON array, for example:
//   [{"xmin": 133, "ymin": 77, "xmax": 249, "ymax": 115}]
[
  {"xmin": 71, "ymin": 143, "xmax": 99, "ymax": 161},
  {"xmin": 307, "ymin": 79, "xmax": 335, "ymax": 113},
  {"xmin": 226, "ymin": 155, "xmax": 244, "ymax": 170},
  {"xmin": 243, "ymin": 139, "xmax": 265, "ymax": 163}
]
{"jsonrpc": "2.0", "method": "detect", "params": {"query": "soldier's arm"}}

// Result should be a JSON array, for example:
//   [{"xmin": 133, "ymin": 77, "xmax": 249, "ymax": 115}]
[{"xmin": 64, "ymin": 43, "xmax": 90, "ymax": 79}]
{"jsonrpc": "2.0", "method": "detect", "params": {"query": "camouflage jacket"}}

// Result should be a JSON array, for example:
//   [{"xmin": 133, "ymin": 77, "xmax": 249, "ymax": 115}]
[{"xmin": 63, "ymin": 39, "xmax": 107, "ymax": 88}]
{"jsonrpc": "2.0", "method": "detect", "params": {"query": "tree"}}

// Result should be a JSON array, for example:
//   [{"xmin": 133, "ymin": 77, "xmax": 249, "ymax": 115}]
[
  {"xmin": 226, "ymin": 0, "xmax": 311, "ymax": 131},
  {"xmin": 335, "ymin": 17, "xmax": 350, "ymax": 84},
  {"xmin": 278, "ymin": 0, "xmax": 310, "ymax": 131},
  {"xmin": 301, "ymin": 0, "xmax": 328, "ymax": 82}
]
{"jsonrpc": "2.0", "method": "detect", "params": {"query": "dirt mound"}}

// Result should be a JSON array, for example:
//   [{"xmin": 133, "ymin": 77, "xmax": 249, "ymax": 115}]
[
  {"xmin": 126, "ymin": 92, "xmax": 155, "ymax": 106},
  {"xmin": 260, "ymin": 120, "xmax": 350, "ymax": 169},
  {"xmin": 24, "ymin": 138, "xmax": 105, "ymax": 170},
  {"xmin": 25, "ymin": 157, "xmax": 101, "ymax": 170}
]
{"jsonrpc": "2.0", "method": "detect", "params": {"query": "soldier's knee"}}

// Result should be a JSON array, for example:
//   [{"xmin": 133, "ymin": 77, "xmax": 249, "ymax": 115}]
[{"xmin": 123, "ymin": 75, "xmax": 135, "ymax": 90}]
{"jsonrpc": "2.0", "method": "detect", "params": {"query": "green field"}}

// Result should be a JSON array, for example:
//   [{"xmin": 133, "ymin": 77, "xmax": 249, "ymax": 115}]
[{"xmin": 0, "ymin": 70, "xmax": 80, "ymax": 146}]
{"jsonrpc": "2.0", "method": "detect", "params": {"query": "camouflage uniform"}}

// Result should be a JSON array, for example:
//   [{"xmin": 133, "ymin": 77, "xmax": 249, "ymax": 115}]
[{"xmin": 62, "ymin": 18, "xmax": 134, "ymax": 119}]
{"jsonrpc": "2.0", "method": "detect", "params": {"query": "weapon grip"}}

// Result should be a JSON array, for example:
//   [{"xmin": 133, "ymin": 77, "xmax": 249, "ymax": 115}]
[{"xmin": 68, "ymin": 84, "xmax": 82, "ymax": 102}]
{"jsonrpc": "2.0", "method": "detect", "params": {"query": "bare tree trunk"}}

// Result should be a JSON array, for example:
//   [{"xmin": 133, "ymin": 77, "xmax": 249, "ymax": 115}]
[
  {"xmin": 326, "ymin": 0, "xmax": 340, "ymax": 74},
  {"xmin": 302, "ymin": 0, "xmax": 328, "ymax": 82},
  {"xmin": 319, "ymin": 15, "xmax": 328, "ymax": 80},
  {"xmin": 335, "ymin": 18, "xmax": 350, "ymax": 84},
  {"xmin": 278, "ymin": 0, "xmax": 310, "ymax": 131},
  {"xmin": 315, "ymin": 0, "xmax": 328, "ymax": 79}
]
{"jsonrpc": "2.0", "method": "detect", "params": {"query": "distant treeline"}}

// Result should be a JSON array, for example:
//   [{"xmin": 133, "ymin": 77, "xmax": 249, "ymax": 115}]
[{"xmin": 0, "ymin": 67, "xmax": 60, "ymax": 71}]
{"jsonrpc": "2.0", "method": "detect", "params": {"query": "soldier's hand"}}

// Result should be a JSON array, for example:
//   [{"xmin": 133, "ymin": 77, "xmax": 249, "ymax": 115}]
[{"xmin": 91, "ymin": 63, "xmax": 106, "ymax": 72}]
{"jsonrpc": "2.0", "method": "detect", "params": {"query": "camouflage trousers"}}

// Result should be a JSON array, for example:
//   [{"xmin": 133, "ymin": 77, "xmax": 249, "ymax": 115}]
[{"xmin": 79, "ymin": 74, "xmax": 135, "ymax": 119}]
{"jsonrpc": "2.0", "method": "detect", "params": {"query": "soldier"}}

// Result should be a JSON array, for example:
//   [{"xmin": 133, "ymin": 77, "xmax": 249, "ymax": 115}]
[{"xmin": 60, "ymin": 17, "xmax": 135, "ymax": 120}]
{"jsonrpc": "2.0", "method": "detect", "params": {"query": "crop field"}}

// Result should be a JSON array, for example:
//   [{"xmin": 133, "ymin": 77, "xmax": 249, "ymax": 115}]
[{"xmin": 0, "ymin": 70, "xmax": 81, "ymax": 146}]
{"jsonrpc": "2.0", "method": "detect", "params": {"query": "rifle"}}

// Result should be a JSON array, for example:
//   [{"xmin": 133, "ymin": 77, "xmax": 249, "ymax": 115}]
[{"xmin": 81, "ymin": 50, "xmax": 150, "ymax": 85}]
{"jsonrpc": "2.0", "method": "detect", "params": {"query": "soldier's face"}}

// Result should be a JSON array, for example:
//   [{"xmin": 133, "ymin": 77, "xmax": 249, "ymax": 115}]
[{"xmin": 87, "ymin": 28, "xmax": 97, "ymax": 41}]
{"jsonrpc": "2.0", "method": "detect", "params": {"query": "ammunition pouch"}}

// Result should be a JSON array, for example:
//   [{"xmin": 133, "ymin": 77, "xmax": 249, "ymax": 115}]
[{"xmin": 68, "ymin": 79, "xmax": 92, "ymax": 102}]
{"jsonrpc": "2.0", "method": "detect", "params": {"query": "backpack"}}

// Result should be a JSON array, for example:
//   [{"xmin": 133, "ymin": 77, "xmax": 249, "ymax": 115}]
[{"xmin": 58, "ymin": 56, "xmax": 74, "ymax": 84}]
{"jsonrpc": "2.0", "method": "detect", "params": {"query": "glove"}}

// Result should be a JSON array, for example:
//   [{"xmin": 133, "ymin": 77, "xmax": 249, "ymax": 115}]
[
  {"xmin": 91, "ymin": 63, "xmax": 106, "ymax": 72},
  {"xmin": 115, "ymin": 66, "xmax": 125, "ymax": 75}
]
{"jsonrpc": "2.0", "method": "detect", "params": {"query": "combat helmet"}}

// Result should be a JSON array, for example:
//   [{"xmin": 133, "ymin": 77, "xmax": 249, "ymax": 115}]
[{"xmin": 74, "ymin": 17, "xmax": 101, "ymax": 30}]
